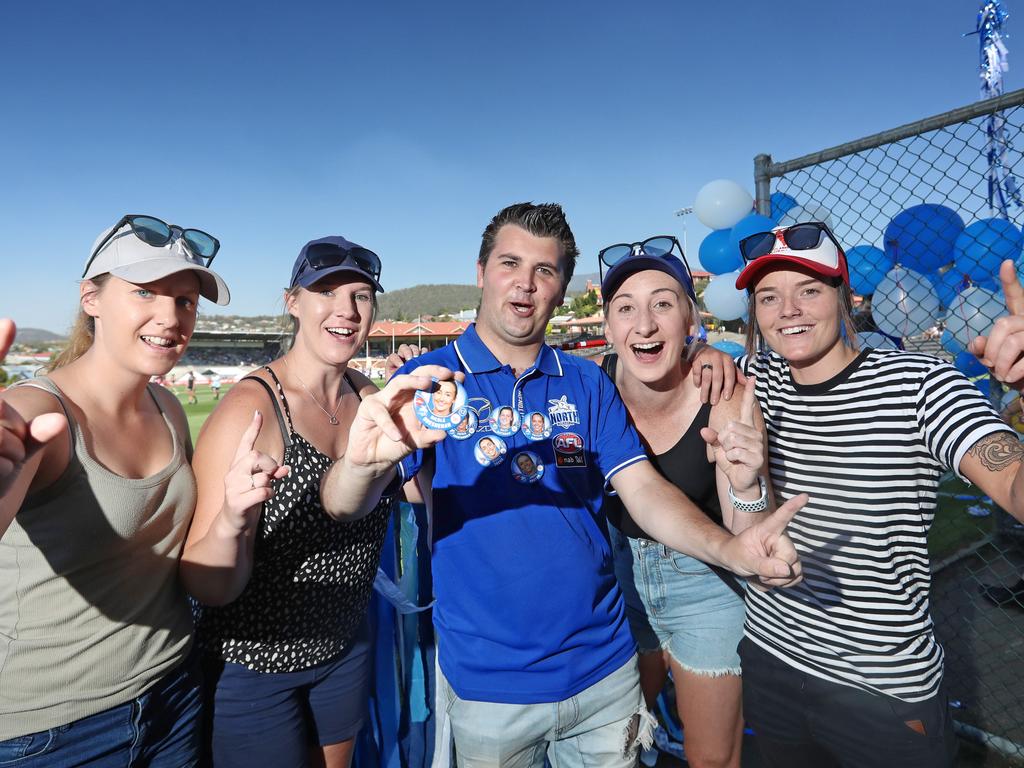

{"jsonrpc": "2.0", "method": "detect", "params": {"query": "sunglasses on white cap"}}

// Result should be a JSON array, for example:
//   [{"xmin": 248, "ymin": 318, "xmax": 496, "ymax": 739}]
[{"xmin": 739, "ymin": 222, "xmax": 844, "ymax": 269}]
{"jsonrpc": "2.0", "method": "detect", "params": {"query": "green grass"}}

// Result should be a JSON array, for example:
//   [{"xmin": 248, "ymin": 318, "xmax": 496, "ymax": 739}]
[{"xmin": 172, "ymin": 385, "xmax": 230, "ymax": 443}]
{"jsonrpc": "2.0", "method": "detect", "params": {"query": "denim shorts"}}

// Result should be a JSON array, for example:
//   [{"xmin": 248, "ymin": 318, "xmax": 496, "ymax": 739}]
[
  {"xmin": 0, "ymin": 652, "xmax": 202, "ymax": 767},
  {"xmin": 205, "ymin": 620, "xmax": 373, "ymax": 767},
  {"xmin": 608, "ymin": 522, "xmax": 745, "ymax": 675}
]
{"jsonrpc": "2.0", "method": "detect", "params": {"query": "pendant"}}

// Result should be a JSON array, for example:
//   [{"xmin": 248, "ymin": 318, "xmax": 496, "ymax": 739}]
[{"xmin": 329, "ymin": 415, "xmax": 339, "ymax": 425}]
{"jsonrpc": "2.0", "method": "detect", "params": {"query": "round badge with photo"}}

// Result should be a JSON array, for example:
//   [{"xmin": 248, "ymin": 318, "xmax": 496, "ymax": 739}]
[
  {"xmin": 521, "ymin": 411, "xmax": 552, "ymax": 442},
  {"xmin": 413, "ymin": 378, "xmax": 468, "ymax": 431},
  {"xmin": 447, "ymin": 409, "xmax": 478, "ymax": 440},
  {"xmin": 474, "ymin": 435, "xmax": 507, "ymax": 467},
  {"xmin": 510, "ymin": 451, "xmax": 545, "ymax": 484},
  {"xmin": 490, "ymin": 406, "xmax": 521, "ymax": 437}
]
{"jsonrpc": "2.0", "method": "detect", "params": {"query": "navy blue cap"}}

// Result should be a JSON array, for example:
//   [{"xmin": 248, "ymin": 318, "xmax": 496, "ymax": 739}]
[
  {"xmin": 601, "ymin": 253, "xmax": 697, "ymax": 304},
  {"xmin": 290, "ymin": 235, "xmax": 384, "ymax": 292}
]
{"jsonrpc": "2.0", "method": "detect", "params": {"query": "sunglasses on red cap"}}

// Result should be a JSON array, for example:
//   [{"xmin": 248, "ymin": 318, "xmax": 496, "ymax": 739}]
[{"xmin": 739, "ymin": 222, "xmax": 844, "ymax": 268}]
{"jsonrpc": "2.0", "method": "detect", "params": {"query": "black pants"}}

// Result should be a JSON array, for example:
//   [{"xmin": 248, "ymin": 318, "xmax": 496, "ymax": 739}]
[{"xmin": 739, "ymin": 638, "xmax": 958, "ymax": 768}]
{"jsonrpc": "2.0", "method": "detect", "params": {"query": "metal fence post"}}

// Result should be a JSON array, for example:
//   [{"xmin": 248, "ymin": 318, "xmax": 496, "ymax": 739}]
[{"xmin": 754, "ymin": 153, "xmax": 772, "ymax": 217}]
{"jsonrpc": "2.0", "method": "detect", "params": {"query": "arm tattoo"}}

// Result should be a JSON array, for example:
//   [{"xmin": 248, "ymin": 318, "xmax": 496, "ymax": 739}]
[{"xmin": 967, "ymin": 432, "xmax": 1024, "ymax": 473}]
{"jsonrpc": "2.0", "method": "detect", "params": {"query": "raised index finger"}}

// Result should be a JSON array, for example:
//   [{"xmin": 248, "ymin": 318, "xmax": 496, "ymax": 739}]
[
  {"xmin": 234, "ymin": 410, "xmax": 264, "ymax": 462},
  {"xmin": 0, "ymin": 319, "xmax": 14, "ymax": 362},
  {"xmin": 1000, "ymin": 259, "xmax": 1024, "ymax": 316}
]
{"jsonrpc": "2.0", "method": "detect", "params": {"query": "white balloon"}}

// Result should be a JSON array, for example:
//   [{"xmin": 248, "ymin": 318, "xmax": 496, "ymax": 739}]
[
  {"xmin": 777, "ymin": 202, "xmax": 835, "ymax": 230},
  {"xmin": 856, "ymin": 331, "xmax": 900, "ymax": 350},
  {"xmin": 871, "ymin": 266, "xmax": 940, "ymax": 338},
  {"xmin": 702, "ymin": 271, "xmax": 748, "ymax": 321},
  {"xmin": 944, "ymin": 285, "xmax": 1006, "ymax": 350},
  {"xmin": 694, "ymin": 180, "xmax": 753, "ymax": 231}
]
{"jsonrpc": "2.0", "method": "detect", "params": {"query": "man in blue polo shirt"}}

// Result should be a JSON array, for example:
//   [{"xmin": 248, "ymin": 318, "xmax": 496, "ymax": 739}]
[{"xmin": 322, "ymin": 202, "xmax": 805, "ymax": 766}]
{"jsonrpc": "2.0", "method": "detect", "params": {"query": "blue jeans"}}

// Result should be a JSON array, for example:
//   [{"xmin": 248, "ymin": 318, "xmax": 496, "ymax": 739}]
[
  {"xmin": 0, "ymin": 655, "xmax": 202, "ymax": 767},
  {"xmin": 439, "ymin": 654, "xmax": 652, "ymax": 768},
  {"xmin": 609, "ymin": 522, "xmax": 745, "ymax": 675}
]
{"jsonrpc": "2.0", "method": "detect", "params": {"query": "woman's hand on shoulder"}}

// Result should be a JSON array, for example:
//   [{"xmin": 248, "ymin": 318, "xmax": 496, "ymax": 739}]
[{"xmin": 691, "ymin": 345, "xmax": 746, "ymax": 404}]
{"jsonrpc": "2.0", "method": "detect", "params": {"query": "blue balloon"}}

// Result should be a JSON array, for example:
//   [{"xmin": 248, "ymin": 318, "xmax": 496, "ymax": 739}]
[
  {"xmin": 928, "ymin": 268, "xmax": 970, "ymax": 309},
  {"xmin": 846, "ymin": 245, "xmax": 893, "ymax": 295},
  {"xmin": 941, "ymin": 329, "xmax": 965, "ymax": 355},
  {"xmin": 770, "ymin": 192, "xmax": 799, "ymax": 222},
  {"xmin": 728, "ymin": 213, "xmax": 777, "ymax": 266},
  {"xmin": 954, "ymin": 218, "xmax": 1023, "ymax": 282},
  {"xmin": 974, "ymin": 375, "xmax": 992, "ymax": 396},
  {"xmin": 698, "ymin": 229, "xmax": 741, "ymax": 275},
  {"xmin": 711, "ymin": 340, "xmax": 746, "ymax": 358},
  {"xmin": 955, "ymin": 351, "xmax": 988, "ymax": 378},
  {"xmin": 884, "ymin": 204, "xmax": 965, "ymax": 274}
]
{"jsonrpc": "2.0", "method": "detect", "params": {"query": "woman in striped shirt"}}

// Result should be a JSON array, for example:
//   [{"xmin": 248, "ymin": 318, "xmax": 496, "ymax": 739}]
[{"xmin": 733, "ymin": 221, "xmax": 1024, "ymax": 768}]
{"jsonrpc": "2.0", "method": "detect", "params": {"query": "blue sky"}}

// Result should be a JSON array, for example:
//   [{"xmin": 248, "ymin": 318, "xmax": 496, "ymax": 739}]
[{"xmin": 0, "ymin": 0, "xmax": 1005, "ymax": 330}]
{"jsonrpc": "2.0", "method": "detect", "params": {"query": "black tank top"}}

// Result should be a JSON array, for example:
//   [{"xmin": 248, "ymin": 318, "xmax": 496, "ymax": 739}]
[
  {"xmin": 601, "ymin": 354, "xmax": 723, "ymax": 540},
  {"xmin": 194, "ymin": 367, "xmax": 391, "ymax": 673}
]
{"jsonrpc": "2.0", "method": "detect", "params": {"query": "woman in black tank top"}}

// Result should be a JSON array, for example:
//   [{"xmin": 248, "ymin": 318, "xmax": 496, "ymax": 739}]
[
  {"xmin": 598, "ymin": 244, "xmax": 773, "ymax": 768},
  {"xmin": 182, "ymin": 236, "xmax": 405, "ymax": 768}
]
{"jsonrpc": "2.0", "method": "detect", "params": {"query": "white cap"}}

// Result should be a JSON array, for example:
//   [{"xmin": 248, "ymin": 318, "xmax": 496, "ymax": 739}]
[{"xmin": 84, "ymin": 223, "xmax": 231, "ymax": 305}]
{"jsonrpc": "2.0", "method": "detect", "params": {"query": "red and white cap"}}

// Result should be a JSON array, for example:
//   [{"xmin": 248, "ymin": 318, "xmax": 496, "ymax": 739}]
[{"xmin": 735, "ymin": 224, "xmax": 849, "ymax": 290}]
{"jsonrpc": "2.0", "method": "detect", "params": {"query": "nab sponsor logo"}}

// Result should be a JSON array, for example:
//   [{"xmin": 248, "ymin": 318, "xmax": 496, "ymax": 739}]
[{"xmin": 553, "ymin": 433, "xmax": 584, "ymax": 454}]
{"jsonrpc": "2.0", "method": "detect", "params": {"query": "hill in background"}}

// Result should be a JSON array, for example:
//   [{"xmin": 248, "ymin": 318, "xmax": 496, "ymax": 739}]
[
  {"xmin": 378, "ymin": 284, "xmax": 481, "ymax": 321},
  {"xmin": 15, "ymin": 327, "xmax": 65, "ymax": 344}
]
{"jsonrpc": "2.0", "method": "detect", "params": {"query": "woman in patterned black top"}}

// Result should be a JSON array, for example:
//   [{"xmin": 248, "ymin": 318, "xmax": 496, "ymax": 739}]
[
  {"xmin": 182, "ymin": 236, "xmax": 420, "ymax": 768},
  {"xmin": 733, "ymin": 222, "xmax": 1024, "ymax": 768}
]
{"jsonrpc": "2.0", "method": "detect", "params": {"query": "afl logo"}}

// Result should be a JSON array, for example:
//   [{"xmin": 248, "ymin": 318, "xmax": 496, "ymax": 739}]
[{"xmin": 554, "ymin": 433, "xmax": 584, "ymax": 454}]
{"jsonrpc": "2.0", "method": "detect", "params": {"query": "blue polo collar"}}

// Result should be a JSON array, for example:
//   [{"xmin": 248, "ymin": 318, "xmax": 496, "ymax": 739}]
[{"xmin": 453, "ymin": 324, "xmax": 563, "ymax": 377}]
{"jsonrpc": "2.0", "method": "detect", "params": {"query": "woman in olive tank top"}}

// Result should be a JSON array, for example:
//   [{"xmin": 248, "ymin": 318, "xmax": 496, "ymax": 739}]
[
  {"xmin": 596, "ymin": 240, "xmax": 776, "ymax": 768},
  {"xmin": 0, "ymin": 215, "xmax": 230, "ymax": 766}
]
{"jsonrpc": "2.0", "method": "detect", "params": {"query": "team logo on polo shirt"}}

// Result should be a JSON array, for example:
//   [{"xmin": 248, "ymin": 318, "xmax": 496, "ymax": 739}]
[
  {"xmin": 547, "ymin": 395, "xmax": 580, "ymax": 428},
  {"xmin": 511, "ymin": 451, "xmax": 544, "ymax": 483},
  {"xmin": 553, "ymin": 432, "xmax": 586, "ymax": 468}
]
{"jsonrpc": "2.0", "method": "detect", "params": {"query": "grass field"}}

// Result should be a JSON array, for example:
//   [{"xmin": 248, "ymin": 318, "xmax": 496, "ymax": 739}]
[{"xmin": 173, "ymin": 382, "xmax": 999, "ymax": 563}]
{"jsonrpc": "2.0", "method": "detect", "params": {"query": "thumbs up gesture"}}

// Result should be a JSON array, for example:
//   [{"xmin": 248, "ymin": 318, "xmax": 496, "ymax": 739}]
[
  {"xmin": 970, "ymin": 260, "xmax": 1024, "ymax": 389},
  {"xmin": 220, "ymin": 411, "xmax": 290, "ymax": 533},
  {"xmin": 700, "ymin": 376, "xmax": 765, "ymax": 500}
]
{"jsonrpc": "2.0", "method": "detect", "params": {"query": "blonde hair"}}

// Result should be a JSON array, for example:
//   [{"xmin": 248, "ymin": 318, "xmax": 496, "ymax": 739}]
[
  {"xmin": 744, "ymin": 277, "xmax": 859, "ymax": 356},
  {"xmin": 49, "ymin": 275, "xmax": 112, "ymax": 371}
]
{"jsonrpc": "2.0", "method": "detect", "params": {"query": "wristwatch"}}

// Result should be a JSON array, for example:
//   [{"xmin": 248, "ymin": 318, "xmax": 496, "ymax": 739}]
[{"xmin": 728, "ymin": 477, "xmax": 768, "ymax": 513}]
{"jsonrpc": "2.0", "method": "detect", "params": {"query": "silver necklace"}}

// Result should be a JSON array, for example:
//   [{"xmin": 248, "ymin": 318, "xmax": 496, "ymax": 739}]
[{"xmin": 282, "ymin": 359, "xmax": 344, "ymax": 425}]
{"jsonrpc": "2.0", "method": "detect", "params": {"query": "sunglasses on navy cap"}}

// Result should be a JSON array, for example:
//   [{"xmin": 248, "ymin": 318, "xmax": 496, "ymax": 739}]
[
  {"xmin": 598, "ymin": 235, "xmax": 697, "ymax": 300},
  {"xmin": 297, "ymin": 242, "xmax": 382, "ymax": 284}
]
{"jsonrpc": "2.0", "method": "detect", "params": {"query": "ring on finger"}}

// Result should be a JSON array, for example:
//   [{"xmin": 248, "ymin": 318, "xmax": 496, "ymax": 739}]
[
  {"xmin": 250, "ymin": 474, "xmax": 256, "ymax": 490},
  {"xmin": 701, "ymin": 363, "xmax": 714, "ymax": 371}
]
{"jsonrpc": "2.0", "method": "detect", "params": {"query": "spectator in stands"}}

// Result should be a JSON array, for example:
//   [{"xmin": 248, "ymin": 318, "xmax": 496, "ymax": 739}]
[
  {"xmin": 733, "ymin": 222, "xmax": 1024, "ymax": 768},
  {"xmin": 597, "ymin": 242, "xmax": 770, "ymax": 768},
  {"xmin": 183, "ymin": 236, "xmax": 448, "ymax": 768},
  {"xmin": 0, "ymin": 215, "xmax": 229, "ymax": 764}
]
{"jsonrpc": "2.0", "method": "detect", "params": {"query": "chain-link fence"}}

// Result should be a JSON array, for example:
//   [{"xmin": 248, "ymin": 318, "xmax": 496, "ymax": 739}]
[{"xmin": 755, "ymin": 89, "xmax": 1024, "ymax": 764}]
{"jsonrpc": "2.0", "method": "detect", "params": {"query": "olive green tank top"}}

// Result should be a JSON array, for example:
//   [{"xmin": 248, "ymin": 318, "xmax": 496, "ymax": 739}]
[{"xmin": 0, "ymin": 377, "xmax": 196, "ymax": 740}]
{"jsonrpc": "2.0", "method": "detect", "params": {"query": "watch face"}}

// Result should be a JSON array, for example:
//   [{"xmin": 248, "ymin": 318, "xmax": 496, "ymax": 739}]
[
  {"xmin": 490, "ymin": 406, "xmax": 520, "ymax": 437},
  {"xmin": 510, "ymin": 451, "xmax": 544, "ymax": 484},
  {"xmin": 474, "ymin": 435, "xmax": 508, "ymax": 467},
  {"xmin": 521, "ymin": 411, "xmax": 551, "ymax": 441},
  {"xmin": 413, "ymin": 378, "xmax": 468, "ymax": 431}
]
